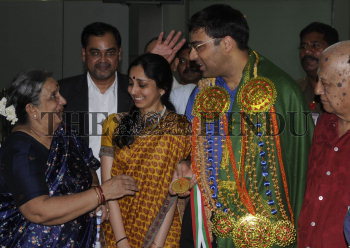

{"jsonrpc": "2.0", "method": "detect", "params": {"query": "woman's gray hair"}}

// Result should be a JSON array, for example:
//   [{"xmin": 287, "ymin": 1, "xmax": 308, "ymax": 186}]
[{"xmin": 6, "ymin": 70, "xmax": 52, "ymax": 124}]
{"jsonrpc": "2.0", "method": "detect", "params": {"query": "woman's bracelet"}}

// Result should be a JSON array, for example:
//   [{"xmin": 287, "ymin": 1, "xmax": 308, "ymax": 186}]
[
  {"xmin": 116, "ymin": 236, "xmax": 128, "ymax": 244},
  {"xmin": 96, "ymin": 185, "xmax": 106, "ymax": 204},
  {"xmin": 93, "ymin": 186, "xmax": 101, "ymax": 205}
]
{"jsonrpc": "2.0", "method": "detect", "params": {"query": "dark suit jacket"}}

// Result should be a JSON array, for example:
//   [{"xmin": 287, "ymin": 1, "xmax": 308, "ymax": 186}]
[{"xmin": 59, "ymin": 73, "xmax": 133, "ymax": 145}]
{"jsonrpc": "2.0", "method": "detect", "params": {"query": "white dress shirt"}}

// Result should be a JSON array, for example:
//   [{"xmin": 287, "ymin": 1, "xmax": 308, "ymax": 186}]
[
  {"xmin": 172, "ymin": 76, "xmax": 181, "ymax": 90},
  {"xmin": 170, "ymin": 83, "xmax": 196, "ymax": 114},
  {"xmin": 87, "ymin": 72, "xmax": 118, "ymax": 182}
]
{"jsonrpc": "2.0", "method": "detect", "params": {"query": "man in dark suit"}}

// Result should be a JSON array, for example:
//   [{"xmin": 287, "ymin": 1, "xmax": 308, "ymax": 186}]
[{"xmin": 59, "ymin": 22, "xmax": 132, "ymax": 180}]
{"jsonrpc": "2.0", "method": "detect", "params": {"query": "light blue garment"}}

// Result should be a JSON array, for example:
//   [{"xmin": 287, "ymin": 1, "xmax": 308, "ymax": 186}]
[
  {"xmin": 344, "ymin": 208, "xmax": 350, "ymax": 245},
  {"xmin": 185, "ymin": 77, "xmax": 238, "ymax": 212}
]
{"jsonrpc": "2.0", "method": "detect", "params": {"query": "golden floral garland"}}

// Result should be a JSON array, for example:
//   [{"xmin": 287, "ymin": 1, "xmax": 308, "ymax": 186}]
[{"xmin": 191, "ymin": 50, "xmax": 296, "ymax": 247}]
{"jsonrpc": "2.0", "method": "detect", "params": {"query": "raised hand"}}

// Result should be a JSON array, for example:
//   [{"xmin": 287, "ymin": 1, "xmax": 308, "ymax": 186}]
[{"xmin": 150, "ymin": 30, "xmax": 186, "ymax": 63}]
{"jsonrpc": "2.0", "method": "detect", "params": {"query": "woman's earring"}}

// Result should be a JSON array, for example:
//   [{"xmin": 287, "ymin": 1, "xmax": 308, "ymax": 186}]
[{"xmin": 33, "ymin": 114, "xmax": 37, "ymax": 119}]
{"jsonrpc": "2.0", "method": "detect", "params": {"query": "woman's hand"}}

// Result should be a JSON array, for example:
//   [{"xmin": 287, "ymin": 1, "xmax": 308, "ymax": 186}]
[
  {"xmin": 102, "ymin": 174, "xmax": 138, "ymax": 201},
  {"xmin": 18, "ymin": 175, "xmax": 137, "ymax": 226},
  {"xmin": 169, "ymin": 160, "xmax": 196, "ymax": 197},
  {"xmin": 90, "ymin": 204, "xmax": 110, "ymax": 222}
]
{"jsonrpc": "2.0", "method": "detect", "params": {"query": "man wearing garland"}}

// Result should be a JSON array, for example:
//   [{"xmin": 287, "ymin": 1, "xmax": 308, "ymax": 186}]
[{"xmin": 180, "ymin": 4, "xmax": 313, "ymax": 248}]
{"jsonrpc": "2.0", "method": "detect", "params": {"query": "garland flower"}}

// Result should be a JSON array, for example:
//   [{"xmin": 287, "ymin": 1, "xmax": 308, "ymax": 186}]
[{"xmin": 0, "ymin": 97, "xmax": 18, "ymax": 125}]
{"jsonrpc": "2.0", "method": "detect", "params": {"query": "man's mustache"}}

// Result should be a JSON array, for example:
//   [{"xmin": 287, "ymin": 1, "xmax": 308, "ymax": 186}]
[
  {"xmin": 184, "ymin": 61, "xmax": 201, "ymax": 74},
  {"xmin": 184, "ymin": 68, "xmax": 201, "ymax": 74},
  {"xmin": 301, "ymin": 55, "xmax": 318, "ymax": 64},
  {"xmin": 95, "ymin": 62, "xmax": 111, "ymax": 69}
]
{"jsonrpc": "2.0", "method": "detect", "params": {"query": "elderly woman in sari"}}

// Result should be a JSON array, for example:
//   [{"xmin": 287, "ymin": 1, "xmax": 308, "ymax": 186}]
[
  {"xmin": 0, "ymin": 70, "xmax": 138, "ymax": 247},
  {"xmin": 100, "ymin": 53, "xmax": 191, "ymax": 248}
]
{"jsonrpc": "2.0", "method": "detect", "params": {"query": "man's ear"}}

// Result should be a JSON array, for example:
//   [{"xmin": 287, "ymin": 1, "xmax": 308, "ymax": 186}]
[
  {"xmin": 81, "ymin": 48, "xmax": 86, "ymax": 63},
  {"xmin": 118, "ymin": 48, "xmax": 122, "ymax": 62},
  {"xmin": 221, "ymin": 36, "xmax": 236, "ymax": 52},
  {"xmin": 171, "ymin": 58, "xmax": 179, "ymax": 72}
]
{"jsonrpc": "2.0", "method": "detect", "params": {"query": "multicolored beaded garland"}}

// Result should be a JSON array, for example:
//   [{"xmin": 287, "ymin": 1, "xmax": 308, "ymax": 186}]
[{"xmin": 191, "ymin": 50, "xmax": 296, "ymax": 248}]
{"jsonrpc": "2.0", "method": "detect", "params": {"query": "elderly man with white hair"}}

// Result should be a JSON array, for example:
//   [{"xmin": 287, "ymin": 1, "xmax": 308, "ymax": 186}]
[{"xmin": 298, "ymin": 40, "xmax": 350, "ymax": 247}]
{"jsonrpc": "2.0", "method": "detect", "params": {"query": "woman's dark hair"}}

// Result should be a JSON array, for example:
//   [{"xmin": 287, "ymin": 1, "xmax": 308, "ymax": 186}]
[
  {"xmin": 188, "ymin": 4, "xmax": 249, "ymax": 51},
  {"xmin": 128, "ymin": 53, "xmax": 174, "ymax": 110},
  {"xmin": 6, "ymin": 70, "xmax": 51, "ymax": 125},
  {"xmin": 114, "ymin": 53, "xmax": 175, "ymax": 148}
]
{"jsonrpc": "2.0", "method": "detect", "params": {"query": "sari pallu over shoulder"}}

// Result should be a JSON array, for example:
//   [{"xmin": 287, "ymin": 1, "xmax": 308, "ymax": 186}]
[
  {"xmin": 102, "ymin": 111, "xmax": 191, "ymax": 248},
  {"xmin": 0, "ymin": 124, "xmax": 99, "ymax": 248}
]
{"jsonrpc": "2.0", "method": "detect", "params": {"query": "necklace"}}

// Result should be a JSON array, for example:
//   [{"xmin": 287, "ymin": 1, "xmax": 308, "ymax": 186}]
[
  {"xmin": 143, "ymin": 105, "xmax": 166, "ymax": 127},
  {"xmin": 132, "ymin": 106, "xmax": 167, "ymax": 136}
]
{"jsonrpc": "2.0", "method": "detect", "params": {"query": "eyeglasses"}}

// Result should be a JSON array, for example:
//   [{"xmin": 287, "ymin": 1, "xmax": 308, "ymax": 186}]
[
  {"xmin": 88, "ymin": 49, "xmax": 118, "ymax": 58},
  {"xmin": 189, "ymin": 38, "xmax": 220, "ymax": 52}
]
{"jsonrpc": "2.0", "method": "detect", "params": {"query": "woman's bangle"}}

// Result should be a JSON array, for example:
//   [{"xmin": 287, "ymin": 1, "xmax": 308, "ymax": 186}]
[
  {"xmin": 92, "ymin": 186, "xmax": 101, "ymax": 205},
  {"xmin": 116, "ymin": 236, "xmax": 127, "ymax": 244},
  {"xmin": 96, "ymin": 185, "xmax": 106, "ymax": 204}
]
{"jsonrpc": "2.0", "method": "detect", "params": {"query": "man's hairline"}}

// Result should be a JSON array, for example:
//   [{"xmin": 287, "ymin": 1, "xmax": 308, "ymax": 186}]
[
  {"xmin": 83, "ymin": 32, "xmax": 120, "ymax": 49},
  {"xmin": 300, "ymin": 32, "xmax": 329, "ymax": 46}
]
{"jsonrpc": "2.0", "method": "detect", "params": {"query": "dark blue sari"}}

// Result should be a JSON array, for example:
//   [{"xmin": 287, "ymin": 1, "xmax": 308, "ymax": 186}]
[{"xmin": 0, "ymin": 124, "xmax": 99, "ymax": 247}]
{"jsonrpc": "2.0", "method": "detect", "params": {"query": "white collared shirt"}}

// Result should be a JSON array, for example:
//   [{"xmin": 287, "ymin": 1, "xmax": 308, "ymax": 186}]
[
  {"xmin": 172, "ymin": 76, "xmax": 181, "ymax": 90},
  {"xmin": 87, "ymin": 72, "xmax": 118, "ymax": 182},
  {"xmin": 170, "ymin": 83, "xmax": 196, "ymax": 114}
]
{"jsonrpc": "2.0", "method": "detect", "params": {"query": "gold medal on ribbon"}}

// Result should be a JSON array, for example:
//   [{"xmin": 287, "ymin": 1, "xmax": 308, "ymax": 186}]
[
  {"xmin": 170, "ymin": 178, "xmax": 191, "ymax": 194},
  {"xmin": 212, "ymin": 212, "xmax": 235, "ymax": 238},
  {"xmin": 237, "ymin": 77, "xmax": 277, "ymax": 113},
  {"xmin": 193, "ymin": 86, "xmax": 230, "ymax": 121},
  {"xmin": 273, "ymin": 220, "xmax": 296, "ymax": 246},
  {"xmin": 232, "ymin": 214, "xmax": 274, "ymax": 248}
]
